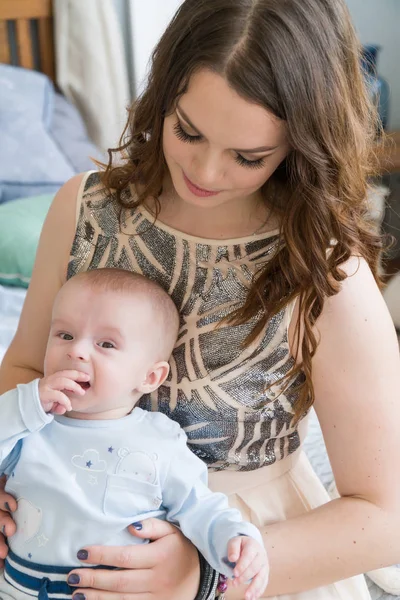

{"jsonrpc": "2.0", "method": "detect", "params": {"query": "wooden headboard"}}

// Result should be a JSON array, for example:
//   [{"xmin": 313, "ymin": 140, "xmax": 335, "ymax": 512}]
[{"xmin": 0, "ymin": 0, "xmax": 55, "ymax": 81}]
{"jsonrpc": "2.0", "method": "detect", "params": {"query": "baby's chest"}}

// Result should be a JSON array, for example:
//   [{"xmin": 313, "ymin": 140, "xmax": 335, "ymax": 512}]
[{"xmin": 15, "ymin": 433, "xmax": 166, "ymax": 519}]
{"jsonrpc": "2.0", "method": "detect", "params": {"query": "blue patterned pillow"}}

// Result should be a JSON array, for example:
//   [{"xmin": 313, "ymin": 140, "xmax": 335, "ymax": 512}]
[{"xmin": 0, "ymin": 65, "xmax": 74, "ymax": 204}]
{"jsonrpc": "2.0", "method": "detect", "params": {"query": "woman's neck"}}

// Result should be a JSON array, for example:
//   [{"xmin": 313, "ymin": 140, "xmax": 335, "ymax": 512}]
[{"xmin": 144, "ymin": 179, "xmax": 279, "ymax": 240}]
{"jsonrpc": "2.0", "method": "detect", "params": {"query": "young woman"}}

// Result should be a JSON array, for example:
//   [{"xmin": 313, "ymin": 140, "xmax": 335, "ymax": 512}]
[{"xmin": 1, "ymin": 1, "xmax": 399, "ymax": 599}]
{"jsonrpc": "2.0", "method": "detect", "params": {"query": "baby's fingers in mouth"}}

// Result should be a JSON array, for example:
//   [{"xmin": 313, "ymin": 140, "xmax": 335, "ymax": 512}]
[{"xmin": 76, "ymin": 380, "xmax": 91, "ymax": 391}]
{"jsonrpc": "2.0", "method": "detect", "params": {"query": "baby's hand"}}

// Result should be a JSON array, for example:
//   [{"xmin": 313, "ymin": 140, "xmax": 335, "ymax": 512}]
[
  {"xmin": 38, "ymin": 370, "xmax": 89, "ymax": 414},
  {"xmin": 227, "ymin": 536, "xmax": 269, "ymax": 600}
]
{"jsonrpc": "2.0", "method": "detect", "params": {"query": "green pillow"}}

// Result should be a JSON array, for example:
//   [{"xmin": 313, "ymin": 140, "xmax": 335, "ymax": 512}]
[{"xmin": 0, "ymin": 194, "xmax": 54, "ymax": 288}]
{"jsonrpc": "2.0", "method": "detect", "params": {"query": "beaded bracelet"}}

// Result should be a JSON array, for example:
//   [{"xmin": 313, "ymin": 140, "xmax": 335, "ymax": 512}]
[
  {"xmin": 194, "ymin": 551, "xmax": 220, "ymax": 600},
  {"xmin": 193, "ymin": 552, "xmax": 231, "ymax": 600}
]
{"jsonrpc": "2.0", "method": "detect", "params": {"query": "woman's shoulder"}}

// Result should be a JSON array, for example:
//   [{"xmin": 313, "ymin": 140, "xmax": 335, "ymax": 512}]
[
  {"xmin": 74, "ymin": 170, "xmax": 136, "ymax": 234},
  {"xmin": 289, "ymin": 256, "xmax": 389, "ymax": 363},
  {"xmin": 313, "ymin": 255, "xmax": 396, "ymax": 366},
  {"xmin": 79, "ymin": 170, "xmax": 114, "ymax": 204},
  {"xmin": 323, "ymin": 256, "xmax": 381, "ymax": 314},
  {"xmin": 47, "ymin": 171, "xmax": 109, "ymax": 225}
]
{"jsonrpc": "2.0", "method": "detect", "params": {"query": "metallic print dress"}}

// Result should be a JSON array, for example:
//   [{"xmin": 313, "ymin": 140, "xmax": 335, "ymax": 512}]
[{"xmin": 68, "ymin": 171, "xmax": 305, "ymax": 472}]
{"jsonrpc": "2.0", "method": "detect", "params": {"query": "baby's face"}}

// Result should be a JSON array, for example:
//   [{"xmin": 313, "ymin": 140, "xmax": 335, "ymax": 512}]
[{"xmin": 44, "ymin": 283, "xmax": 158, "ymax": 419}]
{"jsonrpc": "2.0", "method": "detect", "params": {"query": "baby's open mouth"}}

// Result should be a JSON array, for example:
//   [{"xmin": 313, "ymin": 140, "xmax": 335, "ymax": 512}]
[{"xmin": 77, "ymin": 381, "xmax": 91, "ymax": 390}]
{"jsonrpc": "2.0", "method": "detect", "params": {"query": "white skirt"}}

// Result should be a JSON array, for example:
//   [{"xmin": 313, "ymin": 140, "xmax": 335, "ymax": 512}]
[{"xmin": 208, "ymin": 447, "xmax": 371, "ymax": 600}]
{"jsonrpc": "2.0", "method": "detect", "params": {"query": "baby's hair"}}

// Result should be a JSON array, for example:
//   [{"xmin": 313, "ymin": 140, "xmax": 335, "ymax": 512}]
[{"xmin": 66, "ymin": 268, "xmax": 180, "ymax": 360}]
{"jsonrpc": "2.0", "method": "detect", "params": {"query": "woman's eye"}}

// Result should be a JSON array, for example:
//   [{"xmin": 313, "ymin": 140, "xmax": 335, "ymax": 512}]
[
  {"xmin": 59, "ymin": 333, "xmax": 73, "ymax": 340},
  {"xmin": 173, "ymin": 121, "xmax": 202, "ymax": 144},
  {"xmin": 174, "ymin": 120, "xmax": 266, "ymax": 170},
  {"xmin": 235, "ymin": 154, "xmax": 266, "ymax": 170},
  {"xmin": 98, "ymin": 341, "xmax": 115, "ymax": 349}
]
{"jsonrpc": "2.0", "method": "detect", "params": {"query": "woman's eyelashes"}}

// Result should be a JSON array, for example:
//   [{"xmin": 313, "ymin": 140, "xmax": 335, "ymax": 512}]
[
  {"xmin": 173, "ymin": 120, "xmax": 201, "ymax": 144},
  {"xmin": 172, "ymin": 121, "xmax": 266, "ymax": 170}
]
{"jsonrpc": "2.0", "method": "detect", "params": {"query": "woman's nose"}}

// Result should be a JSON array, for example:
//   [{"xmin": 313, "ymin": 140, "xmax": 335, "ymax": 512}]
[{"xmin": 193, "ymin": 148, "xmax": 223, "ymax": 188}]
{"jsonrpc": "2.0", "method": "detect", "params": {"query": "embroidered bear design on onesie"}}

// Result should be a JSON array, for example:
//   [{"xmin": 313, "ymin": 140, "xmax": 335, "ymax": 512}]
[{"xmin": 115, "ymin": 449, "xmax": 158, "ymax": 483}]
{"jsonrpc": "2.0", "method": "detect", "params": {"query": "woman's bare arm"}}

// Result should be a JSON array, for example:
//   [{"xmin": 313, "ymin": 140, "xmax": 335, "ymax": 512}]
[
  {"xmin": 226, "ymin": 257, "xmax": 400, "ymax": 597},
  {"xmin": 0, "ymin": 173, "xmax": 86, "ymax": 394}
]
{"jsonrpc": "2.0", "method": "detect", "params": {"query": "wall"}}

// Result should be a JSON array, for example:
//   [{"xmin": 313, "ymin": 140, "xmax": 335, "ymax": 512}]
[
  {"xmin": 115, "ymin": 0, "xmax": 399, "ymax": 129},
  {"xmin": 122, "ymin": 0, "xmax": 183, "ymax": 96},
  {"xmin": 346, "ymin": 0, "xmax": 400, "ymax": 130}
]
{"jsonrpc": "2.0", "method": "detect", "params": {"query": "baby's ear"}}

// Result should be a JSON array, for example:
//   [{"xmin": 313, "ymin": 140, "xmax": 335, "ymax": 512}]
[{"xmin": 137, "ymin": 361, "xmax": 170, "ymax": 394}]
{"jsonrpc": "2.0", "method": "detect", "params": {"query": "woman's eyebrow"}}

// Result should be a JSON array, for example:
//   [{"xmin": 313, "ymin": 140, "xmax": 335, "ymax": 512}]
[{"xmin": 176, "ymin": 104, "xmax": 279, "ymax": 154}]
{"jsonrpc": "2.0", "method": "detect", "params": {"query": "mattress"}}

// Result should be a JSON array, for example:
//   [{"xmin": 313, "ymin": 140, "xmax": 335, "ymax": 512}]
[{"xmin": 0, "ymin": 284, "xmax": 26, "ymax": 364}]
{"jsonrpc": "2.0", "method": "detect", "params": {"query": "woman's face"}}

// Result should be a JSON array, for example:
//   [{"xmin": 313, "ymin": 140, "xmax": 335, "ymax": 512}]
[{"xmin": 163, "ymin": 69, "xmax": 289, "ymax": 211}]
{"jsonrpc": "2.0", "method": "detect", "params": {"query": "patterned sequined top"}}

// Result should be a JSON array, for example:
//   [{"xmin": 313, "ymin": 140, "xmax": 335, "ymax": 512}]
[{"xmin": 68, "ymin": 171, "xmax": 306, "ymax": 472}]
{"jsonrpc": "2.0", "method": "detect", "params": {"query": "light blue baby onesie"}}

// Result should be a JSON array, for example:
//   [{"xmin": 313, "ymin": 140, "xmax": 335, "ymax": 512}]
[{"xmin": 0, "ymin": 380, "xmax": 262, "ymax": 598}]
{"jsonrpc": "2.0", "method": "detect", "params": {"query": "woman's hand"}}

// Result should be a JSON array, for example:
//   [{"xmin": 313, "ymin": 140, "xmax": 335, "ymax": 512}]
[
  {"xmin": 67, "ymin": 518, "xmax": 200, "ymax": 600},
  {"xmin": 0, "ymin": 476, "xmax": 17, "ymax": 567}
]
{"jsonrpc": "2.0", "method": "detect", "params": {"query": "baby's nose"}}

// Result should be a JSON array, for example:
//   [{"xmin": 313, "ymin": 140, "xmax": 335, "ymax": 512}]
[{"xmin": 67, "ymin": 342, "xmax": 89, "ymax": 362}]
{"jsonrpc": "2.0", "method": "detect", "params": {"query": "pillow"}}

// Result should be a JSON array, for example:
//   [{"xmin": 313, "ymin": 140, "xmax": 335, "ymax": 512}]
[
  {"xmin": 50, "ymin": 92, "xmax": 105, "ymax": 174},
  {"xmin": 0, "ymin": 65, "xmax": 75, "ymax": 204},
  {"xmin": 0, "ymin": 194, "xmax": 54, "ymax": 287}
]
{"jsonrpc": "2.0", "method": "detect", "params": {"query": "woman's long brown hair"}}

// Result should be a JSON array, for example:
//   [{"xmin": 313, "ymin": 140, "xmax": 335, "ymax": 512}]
[{"xmin": 101, "ymin": 0, "xmax": 385, "ymax": 422}]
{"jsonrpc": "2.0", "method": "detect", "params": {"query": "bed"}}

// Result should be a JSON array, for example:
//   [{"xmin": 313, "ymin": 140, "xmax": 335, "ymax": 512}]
[
  {"xmin": 0, "ymin": 0, "xmax": 103, "ymax": 203},
  {"xmin": 0, "ymin": 3, "xmax": 398, "ymax": 599},
  {"xmin": 0, "ymin": 284, "xmax": 26, "ymax": 364},
  {"xmin": 0, "ymin": 0, "xmax": 55, "ymax": 79},
  {"xmin": 0, "ymin": 0, "xmax": 102, "ymax": 319},
  {"xmin": 0, "ymin": 1, "xmax": 50, "ymax": 353}
]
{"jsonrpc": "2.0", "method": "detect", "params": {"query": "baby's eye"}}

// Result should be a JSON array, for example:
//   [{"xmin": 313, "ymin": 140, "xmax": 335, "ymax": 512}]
[
  {"xmin": 59, "ymin": 333, "xmax": 73, "ymax": 341},
  {"xmin": 98, "ymin": 341, "xmax": 115, "ymax": 349}
]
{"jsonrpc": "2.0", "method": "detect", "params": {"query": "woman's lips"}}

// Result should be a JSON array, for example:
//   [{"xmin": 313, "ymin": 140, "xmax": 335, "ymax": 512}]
[{"xmin": 183, "ymin": 172, "xmax": 221, "ymax": 197}]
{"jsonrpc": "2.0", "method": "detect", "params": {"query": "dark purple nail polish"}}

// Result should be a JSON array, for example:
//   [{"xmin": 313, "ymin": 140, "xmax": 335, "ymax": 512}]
[
  {"xmin": 131, "ymin": 522, "xmax": 143, "ymax": 530},
  {"xmin": 68, "ymin": 574, "xmax": 80, "ymax": 585},
  {"xmin": 77, "ymin": 549, "xmax": 88, "ymax": 560},
  {"xmin": 4, "ymin": 502, "xmax": 11, "ymax": 512},
  {"xmin": 222, "ymin": 557, "xmax": 237, "ymax": 570},
  {"xmin": 73, "ymin": 594, "xmax": 86, "ymax": 600}
]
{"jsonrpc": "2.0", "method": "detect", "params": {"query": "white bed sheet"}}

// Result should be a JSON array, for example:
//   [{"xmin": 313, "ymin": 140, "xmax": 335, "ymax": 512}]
[{"xmin": 0, "ymin": 284, "xmax": 26, "ymax": 364}]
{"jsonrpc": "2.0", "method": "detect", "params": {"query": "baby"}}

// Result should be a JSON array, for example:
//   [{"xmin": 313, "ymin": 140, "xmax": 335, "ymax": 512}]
[{"xmin": 0, "ymin": 268, "xmax": 268, "ymax": 600}]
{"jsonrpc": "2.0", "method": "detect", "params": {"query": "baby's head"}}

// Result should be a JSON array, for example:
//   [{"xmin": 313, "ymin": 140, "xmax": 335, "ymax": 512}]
[{"xmin": 44, "ymin": 268, "xmax": 179, "ymax": 419}]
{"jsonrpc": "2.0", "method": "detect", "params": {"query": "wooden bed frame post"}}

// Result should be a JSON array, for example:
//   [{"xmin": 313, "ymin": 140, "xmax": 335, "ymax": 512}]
[{"xmin": 0, "ymin": 0, "xmax": 55, "ymax": 81}]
